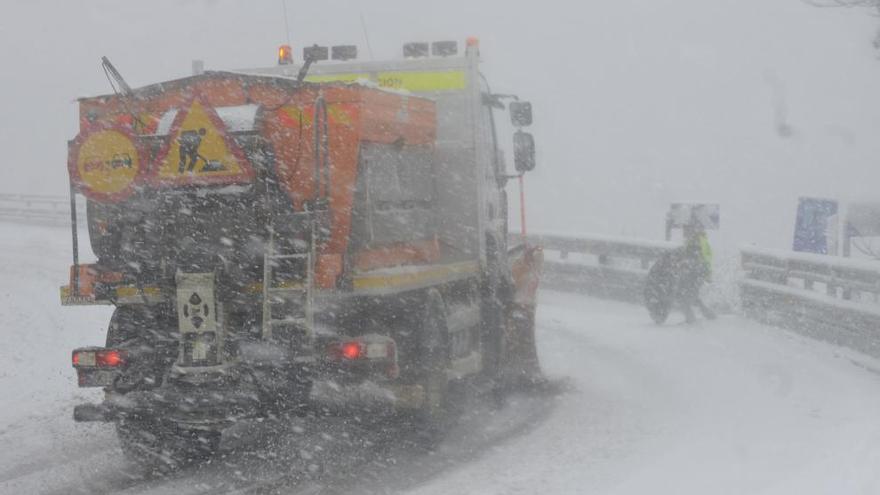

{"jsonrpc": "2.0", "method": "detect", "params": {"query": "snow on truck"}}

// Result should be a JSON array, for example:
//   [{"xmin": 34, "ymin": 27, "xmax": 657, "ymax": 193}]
[{"xmin": 62, "ymin": 39, "xmax": 543, "ymax": 467}]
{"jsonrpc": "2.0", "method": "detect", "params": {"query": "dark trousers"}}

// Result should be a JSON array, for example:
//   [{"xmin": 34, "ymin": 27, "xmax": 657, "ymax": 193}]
[{"xmin": 678, "ymin": 291, "xmax": 716, "ymax": 323}]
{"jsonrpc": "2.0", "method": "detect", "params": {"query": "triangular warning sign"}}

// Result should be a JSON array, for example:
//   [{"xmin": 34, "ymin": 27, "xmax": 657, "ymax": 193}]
[{"xmin": 152, "ymin": 96, "xmax": 254, "ymax": 186}]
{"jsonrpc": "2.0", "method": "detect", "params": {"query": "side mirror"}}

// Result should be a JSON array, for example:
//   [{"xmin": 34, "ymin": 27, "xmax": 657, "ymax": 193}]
[
  {"xmin": 509, "ymin": 101, "xmax": 533, "ymax": 127},
  {"xmin": 514, "ymin": 131, "xmax": 536, "ymax": 173}
]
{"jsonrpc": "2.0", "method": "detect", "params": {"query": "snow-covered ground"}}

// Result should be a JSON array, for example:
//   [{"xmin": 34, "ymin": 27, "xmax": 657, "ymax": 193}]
[
  {"xmin": 411, "ymin": 292, "xmax": 880, "ymax": 495},
  {"xmin": 3, "ymin": 223, "xmax": 880, "ymax": 494}
]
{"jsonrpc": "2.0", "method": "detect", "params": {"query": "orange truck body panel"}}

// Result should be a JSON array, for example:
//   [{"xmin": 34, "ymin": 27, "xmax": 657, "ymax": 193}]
[{"xmin": 74, "ymin": 74, "xmax": 438, "ymax": 289}]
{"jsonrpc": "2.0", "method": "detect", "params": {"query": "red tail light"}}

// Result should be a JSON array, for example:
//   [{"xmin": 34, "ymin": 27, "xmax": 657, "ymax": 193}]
[
  {"xmin": 72, "ymin": 348, "xmax": 126, "ymax": 368},
  {"xmin": 97, "ymin": 350, "xmax": 125, "ymax": 367},
  {"xmin": 340, "ymin": 342, "xmax": 362, "ymax": 360},
  {"xmin": 327, "ymin": 341, "xmax": 364, "ymax": 361},
  {"xmin": 325, "ymin": 337, "xmax": 398, "ymax": 379}
]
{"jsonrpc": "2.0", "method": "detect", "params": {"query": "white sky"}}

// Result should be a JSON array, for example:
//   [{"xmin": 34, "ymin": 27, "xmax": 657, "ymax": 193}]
[{"xmin": 0, "ymin": 0, "xmax": 878, "ymax": 250}]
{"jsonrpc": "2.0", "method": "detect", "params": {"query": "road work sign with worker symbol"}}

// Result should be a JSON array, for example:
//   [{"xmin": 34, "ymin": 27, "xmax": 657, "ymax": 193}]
[{"xmin": 153, "ymin": 98, "xmax": 253, "ymax": 186}]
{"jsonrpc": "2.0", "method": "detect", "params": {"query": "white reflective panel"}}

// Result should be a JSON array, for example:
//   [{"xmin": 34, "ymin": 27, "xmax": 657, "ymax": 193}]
[
  {"xmin": 366, "ymin": 342, "xmax": 389, "ymax": 359},
  {"xmin": 76, "ymin": 351, "xmax": 96, "ymax": 367},
  {"xmin": 153, "ymin": 105, "xmax": 259, "ymax": 136},
  {"xmin": 154, "ymin": 109, "xmax": 179, "ymax": 136},
  {"xmin": 215, "ymin": 105, "xmax": 260, "ymax": 133}
]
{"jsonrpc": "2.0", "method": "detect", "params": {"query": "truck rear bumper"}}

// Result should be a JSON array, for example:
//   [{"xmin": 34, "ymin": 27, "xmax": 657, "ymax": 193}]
[
  {"xmin": 74, "ymin": 380, "xmax": 427, "ymax": 426},
  {"xmin": 74, "ymin": 386, "xmax": 263, "ymax": 428},
  {"xmin": 310, "ymin": 379, "xmax": 426, "ymax": 410}
]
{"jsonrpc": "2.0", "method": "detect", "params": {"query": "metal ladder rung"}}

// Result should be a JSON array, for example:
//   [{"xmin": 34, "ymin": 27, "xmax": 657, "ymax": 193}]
[
  {"xmin": 269, "ymin": 318, "xmax": 308, "ymax": 326},
  {"xmin": 267, "ymin": 287, "xmax": 306, "ymax": 293},
  {"xmin": 262, "ymin": 227, "xmax": 314, "ymax": 342},
  {"xmin": 268, "ymin": 254, "xmax": 309, "ymax": 261}
]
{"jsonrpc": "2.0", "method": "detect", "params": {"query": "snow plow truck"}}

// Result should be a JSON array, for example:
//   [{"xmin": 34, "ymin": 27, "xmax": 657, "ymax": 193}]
[{"xmin": 62, "ymin": 39, "xmax": 543, "ymax": 468}]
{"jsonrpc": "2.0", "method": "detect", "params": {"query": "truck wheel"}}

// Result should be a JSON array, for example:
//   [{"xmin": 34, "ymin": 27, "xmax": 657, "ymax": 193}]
[
  {"xmin": 116, "ymin": 420, "xmax": 220, "ymax": 473},
  {"xmin": 414, "ymin": 289, "xmax": 452, "ymax": 442},
  {"xmin": 106, "ymin": 306, "xmax": 147, "ymax": 347},
  {"xmin": 481, "ymin": 234, "xmax": 512, "ymax": 378},
  {"xmin": 106, "ymin": 305, "xmax": 176, "ymax": 393}
]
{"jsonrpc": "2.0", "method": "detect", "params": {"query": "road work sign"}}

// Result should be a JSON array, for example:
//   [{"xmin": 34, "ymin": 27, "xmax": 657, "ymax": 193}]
[
  {"xmin": 153, "ymin": 98, "xmax": 253, "ymax": 186},
  {"xmin": 69, "ymin": 126, "xmax": 144, "ymax": 202}
]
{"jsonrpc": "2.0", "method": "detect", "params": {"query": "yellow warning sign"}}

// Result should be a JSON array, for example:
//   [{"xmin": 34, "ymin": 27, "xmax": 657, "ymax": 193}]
[
  {"xmin": 153, "ymin": 99, "xmax": 252, "ymax": 185},
  {"xmin": 71, "ymin": 128, "xmax": 142, "ymax": 201}
]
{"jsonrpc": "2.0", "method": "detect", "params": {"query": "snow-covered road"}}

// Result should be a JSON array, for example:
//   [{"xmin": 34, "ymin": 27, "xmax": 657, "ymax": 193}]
[
  {"xmin": 411, "ymin": 291, "xmax": 880, "ymax": 494},
  {"xmin": 2, "ymin": 224, "xmax": 880, "ymax": 494}
]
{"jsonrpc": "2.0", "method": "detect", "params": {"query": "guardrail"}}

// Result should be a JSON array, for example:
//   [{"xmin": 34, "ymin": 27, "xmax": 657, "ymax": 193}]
[
  {"xmin": 517, "ymin": 232, "xmax": 677, "ymax": 303},
  {"xmin": 740, "ymin": 246, "xmax": 880, "ymax": 359},
  {"xmin": 0, "ymin": 193, "xmax": 71, "ymax": 227}
]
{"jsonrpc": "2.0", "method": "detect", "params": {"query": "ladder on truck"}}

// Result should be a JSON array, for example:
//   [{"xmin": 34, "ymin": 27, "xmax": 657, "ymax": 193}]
[
  {"xmin": 261, "ymin": 218, "xmax": 315, "ymax": 361},
  {"xmin": 261, "ymin": 93, "xmax": 332, "ymax": 359}
]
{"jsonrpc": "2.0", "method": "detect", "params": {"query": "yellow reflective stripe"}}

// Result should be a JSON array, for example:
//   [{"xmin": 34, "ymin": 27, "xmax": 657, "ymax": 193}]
[
  {"xmin": 305, "ymin": 70, "xmax": 467, "ymax": 92},
  {"xmin": 352, "ymin": 261, "xmax": 479, "ymax": 290},
  {"xmin": 61, "ymin": 284, "xmax": 163, "ymax": 305},
  {"xmin": 60, "ymin": 285, "xmax": 112, "ymax": 306},
  {"xmin": 305, "ymin": 73, "xmax": 369, "ymax": 84},
  {"xmin": 375, "ymin": 71, "xmax": 466, "ymax": 92},
  {"xmin": 115, "ymin": 286, "xmax": 162, "ymax": 297}
]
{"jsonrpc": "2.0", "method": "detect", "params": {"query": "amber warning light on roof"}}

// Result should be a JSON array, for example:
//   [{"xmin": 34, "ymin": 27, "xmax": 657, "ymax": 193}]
[{"xmin": 278, "ymin": 44, "xmax": 294, "ymax": 65}]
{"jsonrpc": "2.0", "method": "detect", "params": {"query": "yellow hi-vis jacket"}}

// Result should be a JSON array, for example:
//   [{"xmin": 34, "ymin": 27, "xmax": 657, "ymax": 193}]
[
  {"xmin": 687, "ymin": 233, "xmax": 713, "ymax": 279},
  {"xmin": 698, "ymin": 234, "xmax": 712, "ymax": 277}
]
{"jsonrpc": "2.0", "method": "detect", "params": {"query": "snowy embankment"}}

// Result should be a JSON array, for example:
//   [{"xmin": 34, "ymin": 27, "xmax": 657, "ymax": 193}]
[
  {"xmin": 0, "ymin": 223, "xmax": 114, "ymax": 492},
  {"xmin": 2, "ymin": 224, "xmax": 880, "ymax": 494}
]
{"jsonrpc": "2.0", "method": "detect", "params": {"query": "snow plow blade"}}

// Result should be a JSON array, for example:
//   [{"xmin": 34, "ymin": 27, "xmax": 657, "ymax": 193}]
[{"xmin": 502, "ymin": 243, "xmax": 544, "ymax": 385}]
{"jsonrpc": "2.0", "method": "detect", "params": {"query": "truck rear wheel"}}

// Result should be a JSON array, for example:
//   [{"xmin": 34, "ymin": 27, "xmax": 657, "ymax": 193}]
[
  {"xmin": 106, "ymin": 305, "xmax": 176, "ymax": 393},
  {"xmin": 116, "ymin": 420, "xmax": 220, "ymax": 473}
]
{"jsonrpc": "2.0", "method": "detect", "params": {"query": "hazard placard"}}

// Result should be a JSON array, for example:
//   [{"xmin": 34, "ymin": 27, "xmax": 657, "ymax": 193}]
[
  {"xmin": 152, "ymin": 97, "xmax": 253, "ymax": 186},
  {"xmin": 68, "ymin": 126, "xmax": 145, "ymax": 202}
]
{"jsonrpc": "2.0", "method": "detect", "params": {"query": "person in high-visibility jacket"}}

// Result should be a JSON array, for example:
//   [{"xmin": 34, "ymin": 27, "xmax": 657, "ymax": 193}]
[{"xmin": 678, "ymin": 225, "xmax": 716, "ymax": 323}]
